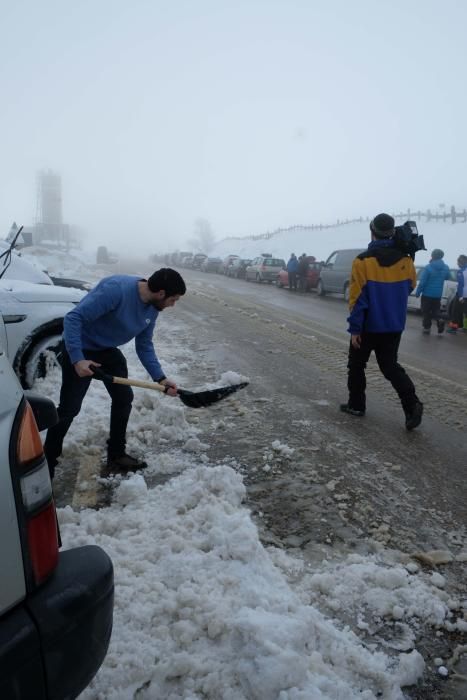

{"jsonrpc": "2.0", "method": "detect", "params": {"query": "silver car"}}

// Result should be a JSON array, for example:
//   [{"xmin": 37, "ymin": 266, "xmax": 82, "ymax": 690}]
[
  {"xmin": 317, "ymin": 248, "xmax": 365, "ymax": 301},
  {"xmin": 245, "ymin": 255, "xmax": 286, "ymax": 283},
  {"xmin": 0, "ymin": 343, "xmax": 114, "ymax": 699}
]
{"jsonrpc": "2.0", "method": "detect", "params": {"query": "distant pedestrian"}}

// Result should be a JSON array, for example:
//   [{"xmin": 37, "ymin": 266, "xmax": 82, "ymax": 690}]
[
  {"xmin": 298, "ymin": 253, "xmax": 308, "ymax": 292},
  {"xmin": 286, "ymin": 253, "xmax": 299, "ymax": 291},
  {"xmin": 415, "ymin": 249, "xmax": 451, "ymax": 334},
  {"xmin": 341, "ymin": 213, "xmax": 423, "ymax": 431},
  {"xmin": 447, "ymin": 255, "xmax": 467, "ymax": 333}
]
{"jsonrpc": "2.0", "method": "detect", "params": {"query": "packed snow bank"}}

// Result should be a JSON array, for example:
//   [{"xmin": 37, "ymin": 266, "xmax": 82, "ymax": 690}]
[
  {"xmin": 61, "ymin": 465, "xmax": 426, "ymax": 700},
  {"xmin": 211, "ymin": 219, "xmax": 467, "ymax": 269}
]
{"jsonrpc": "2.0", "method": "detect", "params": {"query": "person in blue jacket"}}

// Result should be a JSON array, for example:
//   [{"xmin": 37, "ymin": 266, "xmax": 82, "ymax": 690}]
[
  {"xmin": 44, "ymin": 268, "xmax": 186, "ymax": 477},
  {"xmin": 286, "ymin": 253, "xmax": 299, "ymax": 291},
  {"xmin": 415, "ymin": 249, "xmax": 451, "ymax": 334},
  {"xmin": 340, "ymin": 213, "xmax": 423, "ymax": 431}
]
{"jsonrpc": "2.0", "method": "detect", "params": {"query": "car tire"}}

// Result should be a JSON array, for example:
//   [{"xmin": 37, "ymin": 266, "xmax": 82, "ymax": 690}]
[
  {"xmin": 317, "ymin": 279, "xmax": 326, "ymax": 296},
  {"xmin": 343, "ymin": 283, "xmax": 350, "ymax": 303},
  {"xmin": 19, "ymin": 335, "xmax": 63, "ymax": 389}
]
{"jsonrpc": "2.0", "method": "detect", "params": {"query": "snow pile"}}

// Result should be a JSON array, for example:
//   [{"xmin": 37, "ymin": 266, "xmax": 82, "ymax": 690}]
[
  {"xmin": 211, "ymin": 219, "xmax": 467, "ymax": 269},
  {"xmin": 61, "ymin": 465, "xmax": 425, "ymax": 700},
  {"xmin": 20, "ymin": 245, "xmax": 97, "ymax": 279}
]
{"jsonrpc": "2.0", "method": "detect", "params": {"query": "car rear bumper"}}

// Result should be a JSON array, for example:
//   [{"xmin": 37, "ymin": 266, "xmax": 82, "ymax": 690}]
[{"xmin": 0, "ymin": 545, "xmax": 114, "ymax": 700}]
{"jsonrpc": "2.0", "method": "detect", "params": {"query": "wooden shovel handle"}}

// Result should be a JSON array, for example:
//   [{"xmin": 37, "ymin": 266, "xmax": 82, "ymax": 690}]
[{"xmin": 111, "ymin": 376, "xmax": 168, "ymax": 393}]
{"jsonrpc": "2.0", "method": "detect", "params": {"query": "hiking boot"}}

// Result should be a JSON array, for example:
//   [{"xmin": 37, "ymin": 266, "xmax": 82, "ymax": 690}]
[
  {"xmin": 437, "ymin": 321, "xmax": 445, "ymax": 334},
  {"xmin": 405, "ymin": 402, "xmax": 423, "ymax": 431},
  {"xmin": 106, "ymin": 452, "xmax": 148, "ymax": 472},
  {"xmin": 340, "ymin": 403, "xmax": 365, "ymax": 417},
  {"xmin": 422, "ymin": 328, "xmax": 431, "ymax": 335}
]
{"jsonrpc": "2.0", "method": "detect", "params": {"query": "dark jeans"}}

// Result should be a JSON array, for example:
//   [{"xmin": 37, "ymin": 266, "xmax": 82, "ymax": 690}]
[
  {"xmin": 298, "ymin": 274, "xmax": 307, "ymax": 292},
  {"xmin": 420, "ymin": 296, "xmax": 442, "ymax": 330},
  {"xmin": 44, "ymin": 345, "xmax": 133, "ymax": 478},
  {"xmin": 288, "ymin": 271, "xmax": 298, "ymax": 290},
  {"xmin": 347, "ymin": 332, "xmax": 418, "ymax": 413},
  {"xmin": 449, "ymin": 295, "xmax": 464, "ymax": 326}
]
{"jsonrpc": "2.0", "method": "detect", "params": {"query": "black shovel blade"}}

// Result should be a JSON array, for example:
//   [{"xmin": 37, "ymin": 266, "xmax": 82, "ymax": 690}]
[{"xmin": 178, "ymin": 382, "xmax": 248, "ymax": 408}]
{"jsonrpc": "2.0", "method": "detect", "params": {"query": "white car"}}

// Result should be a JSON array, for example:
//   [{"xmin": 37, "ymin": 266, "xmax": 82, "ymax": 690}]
[
  {"xmin": 0, "ymin": 343, "xmax": 114, "ymax": 699},
  {"xmin": 407, "ymin": 266, "xmax": 457, "ymax": 313},
  {"xmin": 0, "ymin": 239, "xmax": 52, "ymax": 284},
  {"xmin": 0, "ymin": 279, "xmax": 85, "ymax": 388}
]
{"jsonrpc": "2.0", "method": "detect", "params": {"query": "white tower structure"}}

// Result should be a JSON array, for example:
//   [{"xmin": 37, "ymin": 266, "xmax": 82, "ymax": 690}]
[{"xmin": 35, "ymin": 170, "xmax": 69, "ymax": 244}]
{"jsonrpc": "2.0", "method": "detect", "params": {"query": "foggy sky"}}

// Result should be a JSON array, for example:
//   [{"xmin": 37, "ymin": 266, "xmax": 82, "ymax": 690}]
[{"xmin": 1, "ymin": 0, "xmax": 466, "ymax": 252}]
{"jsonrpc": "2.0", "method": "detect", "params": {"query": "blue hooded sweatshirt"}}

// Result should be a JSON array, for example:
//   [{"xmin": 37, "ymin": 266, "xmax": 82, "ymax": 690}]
[{"xmin": 416, "ymin": 259, "xmax": 451, "ymax": 299}]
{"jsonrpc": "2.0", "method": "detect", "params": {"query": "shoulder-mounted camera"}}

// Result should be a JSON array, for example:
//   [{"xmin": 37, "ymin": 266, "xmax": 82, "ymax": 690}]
[{"xmin": 394, "ymin": 221, "xmax": 426, "ymax": 259}]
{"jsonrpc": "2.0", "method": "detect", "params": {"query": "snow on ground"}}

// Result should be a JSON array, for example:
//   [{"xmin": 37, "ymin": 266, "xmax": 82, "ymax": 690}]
[
  {"xmin": 17, "ymin": 244, "xmax": 95, "ymax": 277},
  {"xmin": 32, "ymin": 303, "xmax": 461, "ymax": 699},
  {"xmin": 210, "ymin": 219, "xmax": 467, "ymax": 269}
]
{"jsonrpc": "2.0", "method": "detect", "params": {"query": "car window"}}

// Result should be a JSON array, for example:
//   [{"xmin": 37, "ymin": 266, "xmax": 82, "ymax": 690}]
[
  {"xmin": 264, "ymin": 259, "xmax": 284, "ymax": 266},
  {"xmin": 326, "ymin": 252, "xmax": 338, "ymax": 266}
]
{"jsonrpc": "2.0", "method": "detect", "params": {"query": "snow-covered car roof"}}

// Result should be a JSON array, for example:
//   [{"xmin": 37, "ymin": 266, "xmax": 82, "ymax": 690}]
[{"xmin": 0, "ymin": 240, "xmax": 53, "ymax": 285}]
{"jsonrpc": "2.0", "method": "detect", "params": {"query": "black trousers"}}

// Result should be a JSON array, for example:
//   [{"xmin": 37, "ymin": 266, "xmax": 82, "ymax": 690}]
[
  {"xmin": 288, "ymin": 271, "xmax": 298, "ymax": 290},
  {"xmin": 347, "ymin": 332, "xmax": 418, "ymax": 413},
  {"xmin": 420, "ymin": 296, "xmax": 442, "ymax": 330},
  {"xmin": 44, "ymin": 345, "xmax": 133, "ymax": 478}
]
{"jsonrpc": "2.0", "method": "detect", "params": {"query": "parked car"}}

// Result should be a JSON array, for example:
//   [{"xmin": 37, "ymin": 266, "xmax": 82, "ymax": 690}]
[
  {"xmin": 0, "ymin": 343, "xmax": 114, "ymax": 700},
  {"xmin": 277, "ymin": 257, "xmax": 322, "ymax": 291},
  {"xmin": 200, "ymin": 256, "xmax": 223, "ymax": 273},
  {"xmin": 222, "ymin": 255, "xmax": 239, "ymax": 274},
  {"xmin": 96, "ymin": 246, "xmax": 118, "ymax": 265},
  {"xmin": 245, "ymin": 255, "xmax": 286, "ymax": 283},
  {"xmin": 226, "ymin": 258, "xmax": 252, "ymax": 279},
  {"xmin": 0, "ymin": 279, "xmax": 85, "ymax": 388},
  {"xmin": 180, "ymin": 254, "xmax": 193, "ymax": 267},
  {"xmin": 191, "ymin": 253, "xmax": 208, "ymax": 269},
  {"xmin": 316, "ymin": 248, "xmax": 365, "ymax": 301},
  {"xmin": 407, "ymin": 266, "xmax": 457, "ymax": 314}
]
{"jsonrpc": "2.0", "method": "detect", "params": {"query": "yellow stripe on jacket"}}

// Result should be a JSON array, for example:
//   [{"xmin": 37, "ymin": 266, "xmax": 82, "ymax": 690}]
[{"xmin": 348, "ymin": 256, "xmax": 417, "ymax": 334}]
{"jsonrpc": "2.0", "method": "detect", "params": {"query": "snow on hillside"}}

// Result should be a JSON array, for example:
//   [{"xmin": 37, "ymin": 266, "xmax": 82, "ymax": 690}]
[{"xmin": 211, "ymin": 220, "xmax": 467, "ymax": 269}]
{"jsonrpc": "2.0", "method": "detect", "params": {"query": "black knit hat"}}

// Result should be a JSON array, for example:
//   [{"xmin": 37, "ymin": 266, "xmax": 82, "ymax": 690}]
[
  {"xmin": 148, "ymin": 268, "xmax": 186, "ymax": 296},
  {"xmin": 370, "ymin": 213, "xmax": 395, "ymax": 239}
]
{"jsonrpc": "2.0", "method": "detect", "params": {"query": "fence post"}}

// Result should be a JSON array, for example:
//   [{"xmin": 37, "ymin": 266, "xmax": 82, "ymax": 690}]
[{"xmin": 451, "ymin": 205, "xmax": 456, "ymax": 224}]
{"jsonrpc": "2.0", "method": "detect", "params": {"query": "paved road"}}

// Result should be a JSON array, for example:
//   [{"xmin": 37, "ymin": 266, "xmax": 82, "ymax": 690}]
[
  {"xmin": 179, "ymin": 267, "xmax": 467, "ymax": 385},
  {"xmin": 59, "ymin": 261, "xmax": 466, "ymax": 699}
]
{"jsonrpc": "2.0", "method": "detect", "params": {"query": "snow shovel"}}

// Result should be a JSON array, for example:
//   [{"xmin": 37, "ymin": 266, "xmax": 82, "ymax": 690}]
[{"xmin": 90, "ymin": 367, "xmax": 248, "ymax": 409}]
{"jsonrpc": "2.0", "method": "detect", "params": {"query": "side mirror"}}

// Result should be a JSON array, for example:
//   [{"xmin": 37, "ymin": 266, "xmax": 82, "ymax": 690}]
[{"xmin": 24, "ymin": 392, "xmax": 58, "ymax": 432}]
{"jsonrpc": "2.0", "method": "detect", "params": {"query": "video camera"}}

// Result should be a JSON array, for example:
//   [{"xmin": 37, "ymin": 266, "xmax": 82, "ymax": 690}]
[{"xmin": 393, "ymin": 221, "xmax": 426, "ymax": 259}]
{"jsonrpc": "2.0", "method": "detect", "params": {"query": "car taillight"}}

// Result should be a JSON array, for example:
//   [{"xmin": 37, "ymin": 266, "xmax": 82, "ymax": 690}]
[{"xmin": 17, "ymin": 403, "xmax": 59, "ymax": 585}]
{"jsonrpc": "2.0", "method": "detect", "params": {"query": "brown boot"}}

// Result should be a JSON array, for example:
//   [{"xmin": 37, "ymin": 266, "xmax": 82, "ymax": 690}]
[{"xmin": 106, "ymin": 452, "xmax": 148, "ymax": 473}]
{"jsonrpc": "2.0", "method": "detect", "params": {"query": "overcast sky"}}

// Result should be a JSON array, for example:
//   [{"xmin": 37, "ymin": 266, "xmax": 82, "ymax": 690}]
[{"xmin": 1, "ymin": 0, "xmax": 466, "ymax": 252}]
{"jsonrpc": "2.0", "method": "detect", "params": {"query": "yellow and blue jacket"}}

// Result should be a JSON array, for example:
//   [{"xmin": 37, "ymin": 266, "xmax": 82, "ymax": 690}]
[{"xmin": 347, "ymin": 240, "xmax": 417, "ymax": 334}]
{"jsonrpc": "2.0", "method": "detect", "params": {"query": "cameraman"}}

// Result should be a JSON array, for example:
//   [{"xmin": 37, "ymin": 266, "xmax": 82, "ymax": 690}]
[{"xmin": 341, "ymin": 213, "xmax": 423, "ymax": 430}]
